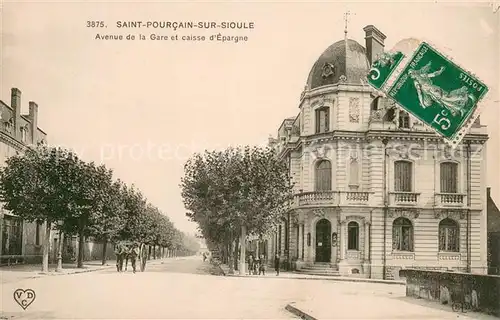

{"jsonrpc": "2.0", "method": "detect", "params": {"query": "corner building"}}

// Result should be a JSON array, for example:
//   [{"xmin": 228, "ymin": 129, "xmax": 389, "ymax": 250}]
[
  {"xmin": 0, "ymin": 88, "xmax": 48, "ymax": 265},
  {"xmin": 265, "ymin": 25, "xmax": 488, "ymax": 280}
]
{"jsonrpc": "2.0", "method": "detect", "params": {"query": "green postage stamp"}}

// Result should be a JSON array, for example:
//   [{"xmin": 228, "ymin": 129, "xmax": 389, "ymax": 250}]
[{"xmin": 367, "ymin": 41, "xmax": 489, "ymax": 148}]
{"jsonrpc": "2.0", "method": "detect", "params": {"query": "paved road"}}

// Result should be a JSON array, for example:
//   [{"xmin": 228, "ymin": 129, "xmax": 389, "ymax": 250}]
[{"xmin": 0, "ymin": 256, "xmax": 492, "ymax": 319}]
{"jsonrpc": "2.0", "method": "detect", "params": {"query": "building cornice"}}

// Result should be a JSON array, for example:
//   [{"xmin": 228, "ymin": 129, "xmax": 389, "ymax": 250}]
[{"xmin": 0, "ymin": 131, "xmax": 26, "ymax": 152}]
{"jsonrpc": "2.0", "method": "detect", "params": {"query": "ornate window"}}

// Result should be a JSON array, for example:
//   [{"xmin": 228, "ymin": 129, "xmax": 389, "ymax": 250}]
[
  {"xmin": 392, "ymin": 217, "xmax": 413, "ymax": 251},
  {"xmin": 347, "ymin": 221, "xmax": 359, "ymax": 250},
  {"xmin": 440, "ymin": 162, "xmax": 458, "ymax": 193},
  {"xmin": 315, "ymin": 107, "xmax": 330, "ymax": 133},
  {"xmin": 315, "ymin": 160, "xmax": 332, "ymax": 191},
  {"xmin": 439, "ymin": 218, "xmax": 459, "ymax": 252},
  {"xmin": 394, "ymin": 160, "xmax": 412, "ymax": 192},
  {"xmin": 370, "ymin": 97, "xmax": 380, "ymax": 111}
]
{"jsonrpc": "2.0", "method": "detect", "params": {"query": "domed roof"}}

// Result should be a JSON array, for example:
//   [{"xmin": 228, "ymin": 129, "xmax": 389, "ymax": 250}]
[
  {"xmin": 306, "ymin": 39, "xmax": 370, "ymax": 90},
  {"xmin": 391, "ymin": 38, "xmax": 421, "ymax": 55}
]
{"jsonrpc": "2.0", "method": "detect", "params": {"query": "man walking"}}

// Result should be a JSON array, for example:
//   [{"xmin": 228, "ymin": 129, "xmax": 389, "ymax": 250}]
[
  {"xmin": 129, "ymin": 242, "xmax": 140, "ymax": 273},
  {"xmin": 114, "ymin": 242, "xmax": 125, "ymax": 272},
  {"xmin": 274, "ymin": 253, "xmax": 280, "ymax": 276}
]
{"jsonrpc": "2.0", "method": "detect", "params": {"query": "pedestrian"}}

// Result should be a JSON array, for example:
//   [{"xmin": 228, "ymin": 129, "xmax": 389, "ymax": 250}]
[
  {"xmin": 274, "ymin": 254, "xmax": 280, "ymax": 276},
  {"xmin": 123, "ymin": 244, "xmax": 130, "ymax": 271},
  {"xmin": 259, "ymin": 254, "xmax": 266, "ymax": 275},
  {"xmin": 114, "ymin": 242, "xmax": 125, "ymax": 272},
  {"xmin": 253, "ymin": 256, "xmax": 260, "ymax": 275},
  {"xmin": 247, "ymin": 254, "xmax": 254, "ymax": 275},
  {"xmin": 129, "ymin": 242, "xmax": 140, "ymax": 273}
]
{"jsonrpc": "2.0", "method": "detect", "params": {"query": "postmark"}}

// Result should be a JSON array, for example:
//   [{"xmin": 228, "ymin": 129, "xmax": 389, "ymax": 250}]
[{"xmin": 13, "ymin": 288, "xmax": 36, "ymax": 310}]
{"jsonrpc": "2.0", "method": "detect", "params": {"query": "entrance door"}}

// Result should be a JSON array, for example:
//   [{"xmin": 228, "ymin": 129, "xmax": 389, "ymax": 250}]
[{"xmin": 315, "ymin": 219, "xmax": 331, "ymax": 263}]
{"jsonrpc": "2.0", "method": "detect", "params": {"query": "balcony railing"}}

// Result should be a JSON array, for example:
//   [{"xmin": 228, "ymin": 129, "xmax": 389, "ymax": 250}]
[
  {"xmin": 339, "ymin": 191, "xmax": 370, "ymax": 205},
  {"xmin": 296, "ymin": 191, "xmax": 336, "ymax": 206},
  {"xmin": 389, "ymin": 192, "xmax": 420, "ymax": 206},
  {"xmin": 435, "ymin": 193, "xmax": 466, "ymax": 207},
  {"xmin": 294, "ymin": 191, "xmax": 371, "ymax": 207}
]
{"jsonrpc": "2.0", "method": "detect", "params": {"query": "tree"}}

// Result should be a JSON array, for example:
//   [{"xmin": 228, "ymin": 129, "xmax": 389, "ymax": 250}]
[
  {"xmin": 0, "ymin": 145, "xmax": 80, "ymax": 272},
  {"xmin": 181, "ymin": 146, "xmax": 293, "ymax": 274}
]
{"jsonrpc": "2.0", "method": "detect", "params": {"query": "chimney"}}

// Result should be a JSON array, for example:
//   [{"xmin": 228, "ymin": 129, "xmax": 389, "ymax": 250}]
[
  {"xmin": 363, "ymin": 25, "xmax": 387, "ymax": 65},
  {"xmin": 11, "ymin": 88, "xmax": 21, "ymax": 139},
  {"xmin": 29, "ymin": 101, "xmax": 38, "ymax": 143}
]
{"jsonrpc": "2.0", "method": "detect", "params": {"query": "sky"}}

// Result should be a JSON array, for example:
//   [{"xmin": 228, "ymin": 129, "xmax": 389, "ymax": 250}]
[{"xmin": 1, "ymin": 1, "xmax": 499, "ymax": 234}]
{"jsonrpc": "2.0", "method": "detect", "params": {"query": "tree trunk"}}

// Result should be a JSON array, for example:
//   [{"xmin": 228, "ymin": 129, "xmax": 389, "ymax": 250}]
[
  {"xmin": 42, "ymin": 221, "xmax": 52, "ymax": 272},
  {"xmin": 234, "ymin": 237, "xmax": 239, "ymax": 271},
  {"xmin": 101, "ymin": 237, "xmax": 108, "ymax": 265},
  {"xmin": 148, "ymin": 245, "xmax": 152, "ymax": 260},
  {"xmin": 153, "ymin": 246, "xmax": 157, "ymax": 259},
  {"xmin": 77, "ymin": 218, "xmax": 85, "ymax": 268},
  {"xmin": 239, "ymin": 225, "xmax": 246, "ymax": 275},
  {"xmin": 228, "ymin": 238, "xmax": 234, "ymax": 274},
  {"xmin": 56, "ymin": 230, "xmax": 64, "ymax": 272}
]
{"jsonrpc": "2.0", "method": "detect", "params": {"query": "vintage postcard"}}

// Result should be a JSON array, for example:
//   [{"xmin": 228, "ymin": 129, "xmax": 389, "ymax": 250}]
[{"xmin": 1, "ymin": 1, "xmax": 499, "ymax": 319}]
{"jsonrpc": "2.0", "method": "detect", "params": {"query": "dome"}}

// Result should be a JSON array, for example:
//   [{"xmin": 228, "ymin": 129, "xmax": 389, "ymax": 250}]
[
  {"xmin": 391, "ymin": 38, "xmax": 421, "ymax": 56},
  {"xmin": 306, "ymin": 39, "xmax": 370, "ymax": 90}
]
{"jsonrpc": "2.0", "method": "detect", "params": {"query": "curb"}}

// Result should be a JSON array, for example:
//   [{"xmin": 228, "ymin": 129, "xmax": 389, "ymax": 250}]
[
  {"xmin": 285, "ymin": 303, "xmax": 317, "ymax": 320},
  {"xmin": 217, "ymin": 265, "xmax": 405, "ymax": 285}
]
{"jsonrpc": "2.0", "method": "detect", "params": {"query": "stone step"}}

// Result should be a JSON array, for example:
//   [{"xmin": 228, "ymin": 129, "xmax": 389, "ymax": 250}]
[
  {"xmin": 295, "ymin": 270, "xmax": 341, "ymax": 276},
  {"xmin": 300, "ymin": 266, "xmax": 339, "ymax": 271}
]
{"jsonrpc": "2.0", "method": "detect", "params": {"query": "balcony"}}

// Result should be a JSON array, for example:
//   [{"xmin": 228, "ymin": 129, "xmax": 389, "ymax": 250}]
[
  {"xmin": 294, "ymin": 191, "xmax": 371, "ymax": 207},
  {"xmin": 295, "ymin": 191, "xmax": 337, "ymax": 206},
  {"xmin": 435, "ymin": 193, "xmax": 466, "ymax": 207},
  {"xmin": 338, "ymin": 191, "xmax": 371, "ymax": 206},
  {"xmin": 389, "ymin": 192, "xmax": 420, "ymax": 206}
]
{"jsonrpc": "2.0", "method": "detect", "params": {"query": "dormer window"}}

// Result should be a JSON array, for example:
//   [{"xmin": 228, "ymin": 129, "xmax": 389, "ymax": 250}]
[
  {"xmin": 398, "ymin": 111, "xmax": 410, "ymax": 129},
  {"xmin": 315, "ymin": 107, "xmax": 330, "ymax": 134},
  {"xmin": 371, "ymin": 97, "xmax": 380, "ymax": 111}
]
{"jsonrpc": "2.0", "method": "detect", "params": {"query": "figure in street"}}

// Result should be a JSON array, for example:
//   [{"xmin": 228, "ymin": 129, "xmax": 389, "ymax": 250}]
[
  {"xmin": 129, "ymin": 242, "xmax": 140, "ymax": 273},
  {"xmin": 274, "ymin": 254, "xmax": 280, "ymax": 276},
  {"xmin": 114, "ymin": 242, "xmax": 125, "ymax": 272},
  {"xmin": 247, "ymin": 254, "xmax": 254, "ymax": 275},
  {"xmin": 259, "ymin": 254, "xmax": 266, "ymax": 275}
]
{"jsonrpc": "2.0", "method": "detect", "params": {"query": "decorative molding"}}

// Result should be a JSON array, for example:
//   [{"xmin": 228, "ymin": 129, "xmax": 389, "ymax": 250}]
[
  {"xmin": 291, "ymin": 215, "xmax": 299, "ymax": 226},
  {"xmin": 438, "ymin": 252, "xmax": 461, "ymax": 260},
  {"xmin": 392, "ymin": 252, "xmax": 415, "ymax": 260},
  {"xmin": 341, "ymin": 215, "xmax": 365, "ymax": 224},
  {"xmin": 387, "ymin": 208, "xmax": 420, "ymax": 220},
  {"xmin": 321, "ymin": 62, "xmax": 335, "ymax": 78},
  {"xmin": 349, "ymin": 98, "xmax": 360, "ymax": 123},
  {"xmin": 434, "ymin": 209, "xmax": 466, "ymax": 220},
  {"xmin": 313, "ymin": 208, "xmax": 327, "ymax": 218},
  {"xmin": 339, "ymin": 75, "xmax": 347, "ymax": 83},
  {"xmin": 313, "ymin": 145, "xmax": 328, "ymax": 159}
]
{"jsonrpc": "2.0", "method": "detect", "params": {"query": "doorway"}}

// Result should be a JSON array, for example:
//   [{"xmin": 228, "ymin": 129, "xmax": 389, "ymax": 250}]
[{"xmin": 315, "ymin": 219, "xmax": 331, "ymax": 263}]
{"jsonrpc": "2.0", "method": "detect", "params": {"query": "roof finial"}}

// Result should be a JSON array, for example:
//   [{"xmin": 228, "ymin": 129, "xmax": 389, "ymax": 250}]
[{"xmin": 344, "ymin": 10, "xmax": 354, "ymax": 40}]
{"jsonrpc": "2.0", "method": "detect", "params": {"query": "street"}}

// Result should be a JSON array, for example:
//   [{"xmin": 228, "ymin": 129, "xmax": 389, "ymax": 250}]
[{"xmin": 0, "ymin": 256, "xmax": 495, "ymax": 319}]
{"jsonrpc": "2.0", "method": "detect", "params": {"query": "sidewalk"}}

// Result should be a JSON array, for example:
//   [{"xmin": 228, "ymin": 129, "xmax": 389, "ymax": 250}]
[
  {"xmin": 217, "ymin": 263, "xmax": 406, "ymax": 286},
  {"xmin": 0, "ymin": 257, "xmax": 180, "ymax": 284},
  {"xmin": 285, "ymin": 295, "xmax": 500, "ymax": 320}
]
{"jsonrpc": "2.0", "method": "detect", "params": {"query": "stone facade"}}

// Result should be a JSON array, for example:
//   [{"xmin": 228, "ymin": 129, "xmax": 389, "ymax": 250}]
[{"xmin": 263, "ymin": 25, "xmax": 489, "ymax": 280}]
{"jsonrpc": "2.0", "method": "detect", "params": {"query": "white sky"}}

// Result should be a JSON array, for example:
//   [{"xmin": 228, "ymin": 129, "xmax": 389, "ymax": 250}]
[{"xmin": 1, "ymin": 1, "xmax": 499, "ymax": 233}]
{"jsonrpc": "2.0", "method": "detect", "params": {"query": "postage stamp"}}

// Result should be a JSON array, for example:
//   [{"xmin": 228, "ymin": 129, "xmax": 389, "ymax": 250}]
[{"xmin": 367, "ymin": 41, "xmax": 489, "ymax": 148}]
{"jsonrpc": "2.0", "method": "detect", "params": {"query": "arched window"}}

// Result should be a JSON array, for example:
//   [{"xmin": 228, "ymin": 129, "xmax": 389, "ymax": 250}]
[
  {"xmin": 315, "ymin": 160, "xmax": 332, "ymax": 191},
  {"xmin": 315, "ymin": 107, "xmax": 330, "ymax": 133},
  {"xmin": 439, "ymin": 218, "xmax": 459, "ymax": 252},
  {"xmin": 440, "ymin": 162, "xmax": 458, "ymax": 193},
  {"xmin": 392, "ymin": 217, "xmax": 413, "ymax": 251},
  {"xmin": 349, "ymin": 158, "xmax": 359, "ymax": 187},
  {"xmin": 394, "ymin": 160, "xmax": 412, "ymax": 192},
  {"xmin": 347, "ymin": 221, "xmax": 359, "ymax": 250}
]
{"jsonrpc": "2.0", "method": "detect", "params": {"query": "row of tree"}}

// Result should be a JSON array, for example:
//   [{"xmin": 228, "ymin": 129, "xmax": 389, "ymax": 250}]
[
  {"xmin": 0, "ymin": 144, "xmax": 199, "ymax": 272},
  {"xmin": 181, "ymin": 146, "xmax": 293, "ymax": 273}
]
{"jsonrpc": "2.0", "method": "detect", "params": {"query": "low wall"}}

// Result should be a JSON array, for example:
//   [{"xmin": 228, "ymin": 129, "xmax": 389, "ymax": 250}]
[{"xmin": 399, "ymin": 268, "xmax": 500, "ymax": 317}]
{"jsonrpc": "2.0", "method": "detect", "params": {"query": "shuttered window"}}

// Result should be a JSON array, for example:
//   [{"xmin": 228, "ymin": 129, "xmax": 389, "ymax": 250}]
[
  {"xmin": 315, "ymin": 107, "xmax": 330, "ymax": 133},
  {"xmin": 394, "ymin": 161, "xmax": 412, "ymax": 192},
  {"xmin": 315, "ymin": 160, "xmax": 332, "ymax": 191},
  {"xmin": 440, "ymin": 162, "xmax": 458, "ymax": 193}
]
